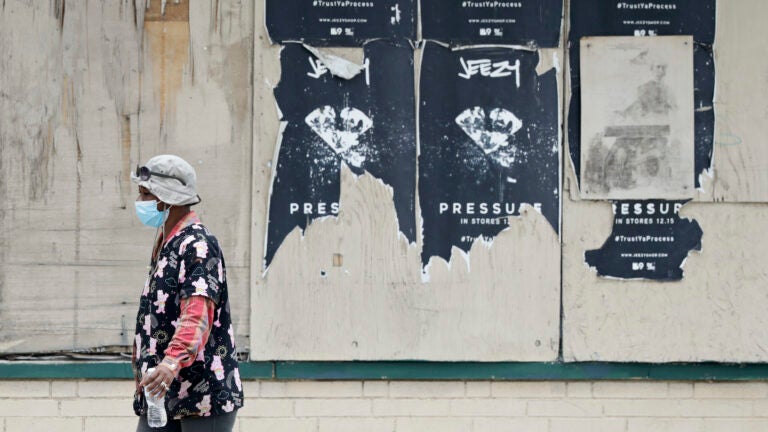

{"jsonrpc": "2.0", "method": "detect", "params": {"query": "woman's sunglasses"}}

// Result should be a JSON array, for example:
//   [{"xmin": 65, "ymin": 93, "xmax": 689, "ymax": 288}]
[{"xmin": 135, "ymin": 165, "xmax": 187, "ymax": 186}]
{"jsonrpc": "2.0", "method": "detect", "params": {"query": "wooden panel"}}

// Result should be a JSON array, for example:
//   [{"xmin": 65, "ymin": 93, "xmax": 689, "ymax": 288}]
[
  {"xmin": 250, "ymin": 5, "xmax": 563, "ymax": 360},
  {"xmin": 0, "ymin": 0, "xmax": 253, "ymax": 353},
  {"xmin": 703, "ymin": 0, "xmax": 768, "ymax": 202}
]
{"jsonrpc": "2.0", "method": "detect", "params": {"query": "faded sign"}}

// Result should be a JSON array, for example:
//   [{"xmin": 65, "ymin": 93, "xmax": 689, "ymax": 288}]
[
  {"xmin": 419, "ymin": 42, "xmax": 559, "ymax": 269},
  {"xmin": 568, "ymin": 0, "xmax": 716, "ymax": 188},
  {"xmin": 420, "ymin": 0, "xmax": 562, "ymax": 47},
  {"xmin": 265, "ymin": 41, "xmax": 416, "ymax": 268},
  {"xmin": 266, "ymin": 0, "xmax": 416, "ymax": 46},
  {"xmin": 585, "ymin": 200, "xmax": 702, "ymax": 280},
  {"xmin": 580, "ymin": 36, "xmax": 694, "ymax": 200}
]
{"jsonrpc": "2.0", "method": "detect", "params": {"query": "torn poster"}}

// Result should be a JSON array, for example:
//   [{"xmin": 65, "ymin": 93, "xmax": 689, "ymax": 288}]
[
  {"xmin": 585, "ymin": 200, "xmax": 702, "ymax": 280},
  {"xmin": 266, "ymin": 0, "xmax": 416, "ymax": 46},
  {"xmin": 580, "ymin": 36, "xmax": 694, "ymax": 200},
  {"xmin": 567, "ymin": 0, "xmax": 716, "ymax": 188},
  {"xmin": 419, "ymin": 42, "xmax": 560, "ymax": 268},
  {"xmin": 265, "ymin": 41, "xmax": 416, "ymax": 268},
  {"xmin": 420, "ymin": 0, "xmax": 563, "ymax": 47}
]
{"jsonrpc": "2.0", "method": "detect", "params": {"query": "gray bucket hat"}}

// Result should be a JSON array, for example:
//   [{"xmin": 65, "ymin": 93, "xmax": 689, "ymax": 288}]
[{"xmin": 131, "ymin": 154, "xmax": 201, "ymax": 206}]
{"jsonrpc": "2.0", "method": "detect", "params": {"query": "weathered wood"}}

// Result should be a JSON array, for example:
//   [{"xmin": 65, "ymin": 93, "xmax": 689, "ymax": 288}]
[
  {"xmin": 249, "ymin": 3, "xmax": 564, "ymax": 360},
  {"xmin": 0, "ymin": 0, "xmax": 253, "ymax": 353}
]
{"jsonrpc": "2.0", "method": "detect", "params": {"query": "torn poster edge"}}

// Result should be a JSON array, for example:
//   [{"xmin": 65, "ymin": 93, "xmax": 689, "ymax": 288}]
[
  {"xmin": 581, "ymin": 201, "xmax": 703, "ymax": 281},
  {"xmin": 262, "ymin": 42, "xmax": 419, "ymax": 275}
]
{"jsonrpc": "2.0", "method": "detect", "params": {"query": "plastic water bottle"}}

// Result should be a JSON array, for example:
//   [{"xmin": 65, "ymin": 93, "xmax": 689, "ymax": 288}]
[{"xmin": 144, "ymin": 368, "xmax": 168, "ymax": 428}]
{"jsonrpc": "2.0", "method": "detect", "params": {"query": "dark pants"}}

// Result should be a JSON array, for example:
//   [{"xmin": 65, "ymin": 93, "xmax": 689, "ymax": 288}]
[{"xmin": 136, "ymin": 411, "xmax": 237, "ymax": 432}]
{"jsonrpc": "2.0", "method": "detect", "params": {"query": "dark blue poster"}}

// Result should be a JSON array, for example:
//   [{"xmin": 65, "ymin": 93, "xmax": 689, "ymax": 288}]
[
  {"xmin": 265, "ymin": 41, "xmax": 416, "ymax": 268},
  {"xmin": 266, "ymin": 0, "xmax": 416, "ymax": 46},
  {"xmin": 569, "ymin": 0, "xmax": 715, "ymax": 281},
  {"xmin": 419, "ymin": 42, "xmax": 560, "ymax": 268},
  {"xmin": 420, "ymin": 0, "xmax": 563, "ymax": 47},
  {"xmin": 568, "ymin": 0, "xmax": 716, "ymax": 187},
  {"xmin": 585, "ymin": 200, "xmax": 702, "ymax": 280}
]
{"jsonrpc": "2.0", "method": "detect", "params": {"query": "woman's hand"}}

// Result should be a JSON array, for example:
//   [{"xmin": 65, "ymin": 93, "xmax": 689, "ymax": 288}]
[{"xmin": 140, "ymin": 364, "xmax": 175, "ymax": 399}]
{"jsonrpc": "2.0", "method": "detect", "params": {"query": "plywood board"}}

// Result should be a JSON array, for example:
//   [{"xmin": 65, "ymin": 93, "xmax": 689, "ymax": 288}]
[
  {"xmin": 0, "ymin": 0, "xmax": 253, "ymax": 354},
  {"xmin": 251, "ymin": 5, "xmax": 563, "ymax": 361},
  {"xmin": 706, "ymin": 0, "xmax": 768, "ymax": 202}
]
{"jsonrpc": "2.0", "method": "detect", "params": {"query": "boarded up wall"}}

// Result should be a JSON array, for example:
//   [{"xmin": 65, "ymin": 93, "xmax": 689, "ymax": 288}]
[
  {"xmin": 1, "ymin": 0, "xmax": 768, "ymax": 363},
  {"xmin": 0, "ymin": 0, "xmax": 253, "ymax": 354}
]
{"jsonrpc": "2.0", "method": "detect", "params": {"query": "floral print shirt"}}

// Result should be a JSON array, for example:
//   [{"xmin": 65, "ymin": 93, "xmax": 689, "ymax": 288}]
[{"xmin": 133, "ymin": 212, "xmax": 243, "ymax": 418}]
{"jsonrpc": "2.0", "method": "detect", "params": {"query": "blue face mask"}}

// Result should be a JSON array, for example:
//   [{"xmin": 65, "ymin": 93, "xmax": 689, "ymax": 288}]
[{"xmin": 134, "ymin": 200, "xmax": 167, "ymax": 228}]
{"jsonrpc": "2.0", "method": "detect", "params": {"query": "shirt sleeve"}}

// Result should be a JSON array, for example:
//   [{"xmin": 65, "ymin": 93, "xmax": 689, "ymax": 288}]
[
  {"xmin": 163, "ymin": 296, "xmax": 215, "ymax": 370},
  {"xmin": 178, "ymin": 233, "xmax": 223, "ymax": 305}
]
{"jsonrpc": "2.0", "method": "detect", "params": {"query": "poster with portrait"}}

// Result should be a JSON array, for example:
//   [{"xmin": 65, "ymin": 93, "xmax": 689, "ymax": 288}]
[
  {"xmin": 420, "ymin": 0, "xmax": 562, "ymax": 47},
  {"xmin": 266, "ymin": 0, "xmax": 416, "ymax": 46},
  {"xmin": 419, "ymin": 42, "xmax": 560, "ymax": 268},
  {"xmin": 567, "ymin": 0, "xmax": 716, "ymax": 188},
  {"xmin": 265, "ymin": 41, "xmax": 416, "ymax": 268},
  {"xmin": 580, "ymin": 36, "xmax": 694, "ymax": 200}
]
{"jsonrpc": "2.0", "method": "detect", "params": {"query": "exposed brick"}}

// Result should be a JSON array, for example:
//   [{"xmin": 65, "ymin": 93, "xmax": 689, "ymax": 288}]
[
  {"xmin": 239, "ymin": 418, "xmax": 317, "ymax": 432},
  {"xmin": 83, "ymin": 417, "xmax": 139, "ymax": 432},
  {"xmin": 396, "ymin": 417, "xmax": 472, "ymax": 432},
  {"xmin": 259, "ymin": 381, "xmax": 287, "ymax": 398},
  {"xmin": 550, "ymin": 417, "xmax": 627, "ymax": 432},
  {"xmin": 449, "ymin": 399, "xmax": 526, "ymax": 417},
  {"xmin": 680, "ymin": 399, "xmax": 753, "ymax": 417},
  {"xmin": 319, "ymin": 417, "xmax": 394, "ymax": 432},
  {"xmin": 694, "ymin": 382, "xmax": 768, "ymax": 399},
  {"xmin": 241, "ymin": 381, "xmax": 260, "ymax": 396},
  {"xmin": 472, "ymin": 417, "xmax": 548, "ymax": 432},
  {"xmin": 701, "ymin": 419, "xmax": 768, "ymax": 432},
  {"xmin": 604, "ymin": 399, "xmax": 681, "ymax": 417},
  {"xmin": 465, "ymin": 382, "xmax": 491, "ymax": 398},
  {"xmin": 668, "ymin": 383, "xmax": 694, "ymax": 398},
  {"xmin": 51, "ymin": 381, "xmax": 78, "ymax": 398},
  {"xmin": 0, "ymin": 381, "xmax": 49, "ymax": 398},
  {"xmin": 592, "ymin": 381, "xmax": 669, "ymax": 398},
  {"xmin": 78, "ymin": 380, "xmax": 135, "ymax": 398},
  {"xmin": 389, "ymin": 381, "xmax": 465, "ymax": 398},
  {"xmin": 363, "ymin": 381, "xmax": 389, "ymax": 398},
  {"xmin": 491, "ymin": 382, "xmax": 566, "ymax": 398},
  {"xmin": 566, "ymin": 382, "xmax": 593, "ymax": 398},
  {"xmin": 294, "ymin": 398, "xmax": 371, "ymax": 417},
  {"xmin": 628, "ymin": 418, "xmax": 704, "ymax": 432},
  {"xmin": 6, "ymin": 417, "xmax": 81, "ymax": 432},
  {"xmin": 0, "ymin": 400, "xmax": 59, "ymax": 417},
  {"xmin": 527, "ymin": 399, "xmax": 603, "ymax": 417},
  {"xmin": 282, "ymin": 381, "xmax": 363, "ymax": 398},
  {"xmin": 372, "ymin": 399, "xmax": 451, "ymax": 417},
  {"xmin": 238, "ymin": 398, "xmax": 293, "ymax": 417},
  {"xmin": 60, "ymin": 398, "xmax": 135, "ymax": 417}
]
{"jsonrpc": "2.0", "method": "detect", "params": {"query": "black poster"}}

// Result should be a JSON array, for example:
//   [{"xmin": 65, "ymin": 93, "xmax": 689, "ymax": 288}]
[
  {"xmin": 585, "ymin": 200, "xmax": 702, "ymax": 280},
  {"xmin": 265, "ymin": 41, "xmax": 416, "ymax": 268},
  {"xmin": 266, "ymin": 0, "xmax": 416, "ymax": 46},
  {"xmin": 568, "ymin": 0, "xmax": 716, "ymax": 187},
  {"xmin": 421, "ymin": 0, "xmax": 563, "ymax": 47},
  {"xmin": 419, "ymin": 42, "xmax": 560, "ymax": 268}
]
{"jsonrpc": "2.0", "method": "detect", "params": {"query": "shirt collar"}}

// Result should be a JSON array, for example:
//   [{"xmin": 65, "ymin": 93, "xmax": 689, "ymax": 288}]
[{"xmin": 163, "ymin": 211, "xmax": 201, "ymax": 246}]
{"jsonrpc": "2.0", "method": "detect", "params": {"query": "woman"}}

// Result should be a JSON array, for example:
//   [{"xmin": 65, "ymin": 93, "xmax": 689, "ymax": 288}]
[{"xmin": 131, "ymin": 155, "xmax": 243, "ymax": 431}]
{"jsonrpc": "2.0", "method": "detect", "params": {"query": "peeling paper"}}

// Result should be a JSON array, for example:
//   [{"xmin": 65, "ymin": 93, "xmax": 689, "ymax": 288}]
[
  {"xmin": 263, "ymin": 41, "xmax": 417, "ymax": 269},
  {"xmin": 302, "ymin": 45, "xmax": 366, "ymax": 80},
  {"xmin": 421, "ymin": 0, "xmax": 563, "ymax": 48},
  {"xmin": 585, "ymin": 200, "xmax": 703, "ymax": 281},
  {"xmin": 265, "ymin": 0, "xmax": 416, "ymax": 47},
  {"xmin": 418, "ymin": 41, "xmax": 560, "ymax": 268},
  {"xmin": 567, "ymin": 0, "xmax": 717, "ymax": 190}
]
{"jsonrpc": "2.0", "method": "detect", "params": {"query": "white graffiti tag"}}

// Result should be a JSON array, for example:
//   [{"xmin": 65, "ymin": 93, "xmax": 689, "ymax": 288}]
[{"xmin": 458, "ymin": 58, "xmax": 521, "ymax": 88}]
